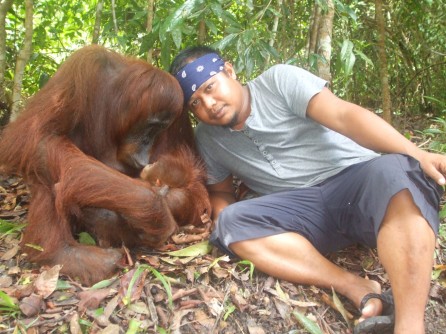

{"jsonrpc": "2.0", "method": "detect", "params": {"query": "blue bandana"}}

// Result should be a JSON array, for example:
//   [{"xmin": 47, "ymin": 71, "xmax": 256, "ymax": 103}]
[{"xmin": 175, "ymin": 53, "xmax": 225, "ymax": 103}]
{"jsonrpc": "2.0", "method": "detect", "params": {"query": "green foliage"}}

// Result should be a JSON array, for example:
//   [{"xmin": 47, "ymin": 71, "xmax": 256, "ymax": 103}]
[
  {"xmin": 0, "ymin": 220, "xmax": 26, "ymax": 236},
  {"xmin": 78, "ymin": 232, "xmax": 96, "ymax": 246},
  {"xmin": 235, "ymin": 259, "xmax": 255, "ymax": 281},
  {"xmin": 421, "ymin": 117, "xmax": 446, "ymax": 154},
  {"xmin": 418, "ymin": 103, "xmax": 446, "ymax": 224},
  {"xmin": 0, "ymin": 290, "xmax": 20, "ymax": 317},
  {"xmin": 292, "ymin": 310, "xmax": 324, "ymax": 334},
  {"xmin": 3, "ymin": 0, "xmax": 446, "ymax": 119},
  {"xmin": 223, "ymin": 303, "xmax": 236, "ymax": 320},
  {"xmin": 439, "ymin": 223, "xmax": 446, "ymax": 239},
  {"xmin": 126, "ymin": 319, "xmax": 142, "ymax": 334},
  {"xmin": 123, "ymin": 265, "xmax": 173, "ymax": 309}
]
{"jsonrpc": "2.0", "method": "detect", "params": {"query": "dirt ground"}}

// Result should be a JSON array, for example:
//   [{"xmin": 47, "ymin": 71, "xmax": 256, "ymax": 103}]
[{"xmin": 1, "ymin": 174, "xmax": 446, "ymax": 334}]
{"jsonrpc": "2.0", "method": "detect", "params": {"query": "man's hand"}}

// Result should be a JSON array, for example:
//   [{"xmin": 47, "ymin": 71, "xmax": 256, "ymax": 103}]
[{"xmin": 416, "ymin": 151, "xmax": 446, "ymax": 186}]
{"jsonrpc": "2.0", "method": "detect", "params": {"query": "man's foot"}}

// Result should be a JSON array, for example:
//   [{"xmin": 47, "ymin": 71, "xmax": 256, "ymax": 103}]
[
  {"xmin": 342, "ymin": 278, "xmax": 382, "ymax": 320},
  {"xmin": 361, "ymin": 289, "xmax": 394, "ymax": 314},
  {"xmin": 354, "ymin": 290, "xmax": 395, "ymax": 334}
]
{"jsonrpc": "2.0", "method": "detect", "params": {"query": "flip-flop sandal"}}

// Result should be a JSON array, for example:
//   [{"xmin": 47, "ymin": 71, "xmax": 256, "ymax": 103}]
[
  {"xmin": 353, "ymin": 289, "xmax": 395, "ymax": 334},
  {"xmin": 353, "ymin": 314, "xmax": 394, "ymax": 334}
]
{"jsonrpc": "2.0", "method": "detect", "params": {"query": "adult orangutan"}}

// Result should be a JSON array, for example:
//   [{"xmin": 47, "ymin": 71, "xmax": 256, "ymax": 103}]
[{"xmin": 0, "ymin": 45, "xmax": 211, "ymax": 285}]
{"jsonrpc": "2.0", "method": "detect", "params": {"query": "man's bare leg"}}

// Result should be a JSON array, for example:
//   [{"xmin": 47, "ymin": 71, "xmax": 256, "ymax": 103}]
[
  {"xmin": 376, "ymin": 189, "xmax": 435, "ymax": 334},
  {"xmin": 230, "ymin": 233, "xmax": 383, "ymax": 316},
  {"xmin": 230, "ymin": 190, "xmax": 435, "ymax": 332}
]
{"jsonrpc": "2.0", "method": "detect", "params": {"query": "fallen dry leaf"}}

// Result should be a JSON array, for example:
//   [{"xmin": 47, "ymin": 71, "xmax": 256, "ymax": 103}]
[
  {"xmin": 34, "ymin": 264, "xmax": 62, "ymax": 298},
  {"xmin": 118, "ymin": 268, "xmax": 148, "ymax": 306},
  {"xmin": 78, "ymin": 288, "xmax": 113, "ymax": 311},
  {"xmin": 69, "ymin": 312, "xmax": 82, "ymax": 334},
  {"xmin": 1, "ymin": 244, "xmax": 20, "ymax": 260},
  {"xmin": 19, "ymin": 293, "xmax": 43, "ymax": 317}
]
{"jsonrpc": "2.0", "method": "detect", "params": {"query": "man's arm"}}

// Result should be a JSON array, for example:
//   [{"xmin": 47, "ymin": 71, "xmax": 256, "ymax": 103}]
[
  {"xmin": 307, "ymin": 87, "xmax": 446, "ymax": 185},
  {"xmin": 207, "ymin": 175, "xmax": 236, "ymax": 220}
]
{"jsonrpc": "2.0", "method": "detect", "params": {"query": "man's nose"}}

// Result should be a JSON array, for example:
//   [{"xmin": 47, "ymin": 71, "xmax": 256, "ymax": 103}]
[{"xmin": 203, "ymin": 95, "xmax": 215, "ymax": 110}]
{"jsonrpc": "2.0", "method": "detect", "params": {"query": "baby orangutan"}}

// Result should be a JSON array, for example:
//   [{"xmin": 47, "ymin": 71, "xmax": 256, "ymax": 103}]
[{"xmin": 140, "ymin": 147, "xmax": 210, "ymax": 227}]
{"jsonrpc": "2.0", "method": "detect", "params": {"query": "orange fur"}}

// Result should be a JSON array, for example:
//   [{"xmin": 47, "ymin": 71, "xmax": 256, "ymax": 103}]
[{"xmin": 0, "ymin": 45, "xmax": 210, "ymax": 285}]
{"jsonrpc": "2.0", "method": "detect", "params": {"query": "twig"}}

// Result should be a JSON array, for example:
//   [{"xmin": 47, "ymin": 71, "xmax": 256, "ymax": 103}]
[
  {"xmin": 210, "ymin": 283, "xmax": 231, "ymax": 333},
  {"xmin": 172, "ymin": 287, "xmax": 198, "ymax": 301}
]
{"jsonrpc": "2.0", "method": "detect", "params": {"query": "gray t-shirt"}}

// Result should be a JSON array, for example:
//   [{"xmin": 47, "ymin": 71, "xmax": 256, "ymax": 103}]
[{"xmin": 195, "ymin": 64, "xmax": 379, "ymax": 195}]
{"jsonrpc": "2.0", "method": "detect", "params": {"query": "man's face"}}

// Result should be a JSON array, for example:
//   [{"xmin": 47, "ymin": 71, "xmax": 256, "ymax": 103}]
[{"xmin": 187, "ymin": 63, "xmax": 246, "ymax": 129}]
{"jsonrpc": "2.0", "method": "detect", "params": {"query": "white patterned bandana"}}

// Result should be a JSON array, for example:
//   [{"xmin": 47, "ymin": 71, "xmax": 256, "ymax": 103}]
[{"xmin": 175, "ymin": 53, "xmax": 225, "ymax": 104}]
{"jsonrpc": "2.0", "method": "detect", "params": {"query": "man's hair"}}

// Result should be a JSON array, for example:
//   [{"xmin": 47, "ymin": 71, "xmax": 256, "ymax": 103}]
[{"xmin": 169, "ymin": 45, "xmax": 222, "ymax": 75}]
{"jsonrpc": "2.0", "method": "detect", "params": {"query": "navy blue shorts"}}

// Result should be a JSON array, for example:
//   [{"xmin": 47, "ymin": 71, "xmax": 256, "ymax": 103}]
[{"xmin": 210, "ymin": 154, "xmax": 444, "ymax": 256}]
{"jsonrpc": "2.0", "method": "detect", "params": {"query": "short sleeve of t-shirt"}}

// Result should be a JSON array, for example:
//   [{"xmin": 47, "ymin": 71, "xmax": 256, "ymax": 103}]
[{"xmin": 250, "ymin": 64, "xmax": 327, "ymax": 119}]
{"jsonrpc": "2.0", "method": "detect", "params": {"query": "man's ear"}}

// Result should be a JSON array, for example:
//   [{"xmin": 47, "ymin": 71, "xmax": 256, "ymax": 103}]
[{"xmin": 224, "ymin": 62, "xmax": 237, "ymax": 79}]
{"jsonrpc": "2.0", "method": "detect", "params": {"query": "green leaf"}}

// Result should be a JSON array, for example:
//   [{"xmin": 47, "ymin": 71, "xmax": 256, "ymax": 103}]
[
  {"xmin": 78, "ymin": 232, "xmax": 96, "ymax": 246},
  {"xmin": 149, "ymin": 267, "xmax": 173, "ymax": 309},
  {"xmin": 439, "ymin": 206, "xmax": 446, "ymax": 219},
  {"xmin": 160, "ymin": 36, "xmax": 172, "ymax": 70},
  {"xmin": 292, "ymin": 310, "xmax": 324, "ymax": 334},
  {"xmin": 331, "ymin": 287, "xmax": 352, "ymax": 327},
  {"xmin": 163, "ymin": 0, "xmax": 202, "ymax": 34},
  {"xmin": 275, "ymin": 280, "xmax": 288, "ymax": 301},
  {"xmin": 236, "ymin": 259, "xmax": 255, "ymax": 281},
  {"xmin": 0, "ymin": 220, "xmax": 26, "ymax": 235},
  {"xmin": 140, "ymin": 32, "xmax": 158, "ymax": 54},
  {"xmin": 223, "ymin": 304, "xmax": 236, "ymax": 320},
  {"xmin": 56, "ymin": 280, "xmax": 73, "ymax": 290},
  {"xmin": 171, "ymin": 27, "xmax": 182, "ymax": 49},
  {"xmin": 126, "ymin": 319, "xmax": 141, "ymax": 334},
  {"xmin": 0, "ymin": 290, "xmax": 20, "ymax": 316},
  {"xmin": 205, "ymin": 19, "xmax": 218, "ymax": 36},
  {"xmin": 156, "ymin": 326, "xmax": 168, "ymax": 334},
  {"xmin": 90, "ymin": 277, "xmax": 117, "ymax": 290},
  {"xmin": 345, "ymin": 7, "xmax": 357, "ymax": 21},
  {"xmin": 340, "ymin": 39, "xmax": 353, "ymax": 62},
  {"xmin": 210, "ymin": 3, "xmax": 242, "ymax": 29},
  {"xmin": 354, "ymin": 49, "xmax": 374, "ymax": 68},
  {"xmin": 340, "ymin": 40, "xmax": 355, "ymax": 75},
  {"xmin": 123, "ymin": 266, "xmax": 147, "ymax": 306},
  {"xmin": 0, "ymin": 291, "xmax": 17, "ymax": 308},
  {"xmin": 242, "ymin": 30, "xmax": 256, "ymax": 44},
  {"xmin": 260, "ymin": 40, "xmax": 281, "ymax": 60},
  {"xmin": 24, "ymin": 243, "xmax": 44, "ymax": 252},
  {"xmin": 165, "ymin": 241, "xmax": 213, "ymax": 257},
  {"xmin": 213, "ymin": 33, "xmax": 239, "ymax": 50},
  {"xmin": 124, "ymin": 265, "xmax": 173, "ymax": 309},
  {"xmin": 432, "ymin": 268, "xmax": 442, "ymax": 280}
]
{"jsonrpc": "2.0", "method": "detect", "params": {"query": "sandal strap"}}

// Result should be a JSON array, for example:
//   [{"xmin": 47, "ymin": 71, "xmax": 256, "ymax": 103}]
[{"xmin": 359, "ymin": 290, "xmax": 394, "ymax": 315}]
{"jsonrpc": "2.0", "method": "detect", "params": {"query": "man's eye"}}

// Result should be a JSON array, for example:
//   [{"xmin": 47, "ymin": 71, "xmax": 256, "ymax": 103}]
[
  {"xmin": 191, "ymin": 99, "xmax": 199, "ymax": 107},
  {"xmin": 206, "ymin": 83, "xmax": 213, "ymax": 91}
]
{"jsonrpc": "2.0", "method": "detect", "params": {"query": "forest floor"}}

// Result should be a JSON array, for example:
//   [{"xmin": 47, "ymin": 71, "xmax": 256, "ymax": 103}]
[{"xmin": 1, "ymin": 118, "xmax": 446, "ymax": 334}]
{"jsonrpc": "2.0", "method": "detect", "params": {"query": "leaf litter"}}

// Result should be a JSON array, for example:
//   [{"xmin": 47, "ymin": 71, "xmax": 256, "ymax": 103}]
[{"xmin": 0, "ymin": 175, "xmax": 446, "ymax": 333}]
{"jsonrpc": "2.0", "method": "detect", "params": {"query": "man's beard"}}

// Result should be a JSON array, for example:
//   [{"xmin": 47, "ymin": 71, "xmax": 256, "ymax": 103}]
[{"xmin": 223, "ymin": 111, "xmax": 239, "ymax": 129}]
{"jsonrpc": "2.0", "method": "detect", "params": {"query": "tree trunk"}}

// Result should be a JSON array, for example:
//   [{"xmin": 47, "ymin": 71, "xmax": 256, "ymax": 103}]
[
  {"xmin": 197, "ymin": 20, "xmax": 206, "ymax": 44},
  {"xmin": 316, "ymin": 0, "xmax": 334, "ymax": 83},
  {"xmin": 0, "ymin": 0, "xmax": 13, "ymax": 125},
  {"xmin": 265, "ymin": 0, "xmax": 283, "ymax": 69},
  {"xmin": 375, "ymin": 0, "xmax": 392, "ymax": 124},
  {"xmin": 307, "ymin": 2, "xmax": 320, "ymax": 58},
  {"xmin": 111, "ymin": 0, "xmax": 118, "ymax": 34},
  {"xmin": 146, "ymin": 0, "xmax": 154, "ymax": 63},
  {"xmin": 92, "ymin": 0, "xmax": 104, "ymax": 44},
  {"xmin": 10, "ymin": 0, "xmax": 33, "ymax": 121}
]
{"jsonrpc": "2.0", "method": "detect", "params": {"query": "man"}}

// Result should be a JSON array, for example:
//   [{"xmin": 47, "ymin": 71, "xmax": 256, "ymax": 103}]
[{"xmin": 170, "ymin": 46, "xmax": 445, "ymax": 334}]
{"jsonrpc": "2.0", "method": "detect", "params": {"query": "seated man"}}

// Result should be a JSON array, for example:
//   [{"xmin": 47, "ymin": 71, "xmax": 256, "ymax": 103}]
[{"xmin": 170, "ymin": 46, "xmax": 445, "ymax": 334}]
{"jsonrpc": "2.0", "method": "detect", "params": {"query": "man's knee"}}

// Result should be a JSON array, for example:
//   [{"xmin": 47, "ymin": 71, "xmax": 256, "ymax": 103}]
[{"xmin": 219, "ymin": 200, "xmax": 250, "ymax": 223}]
